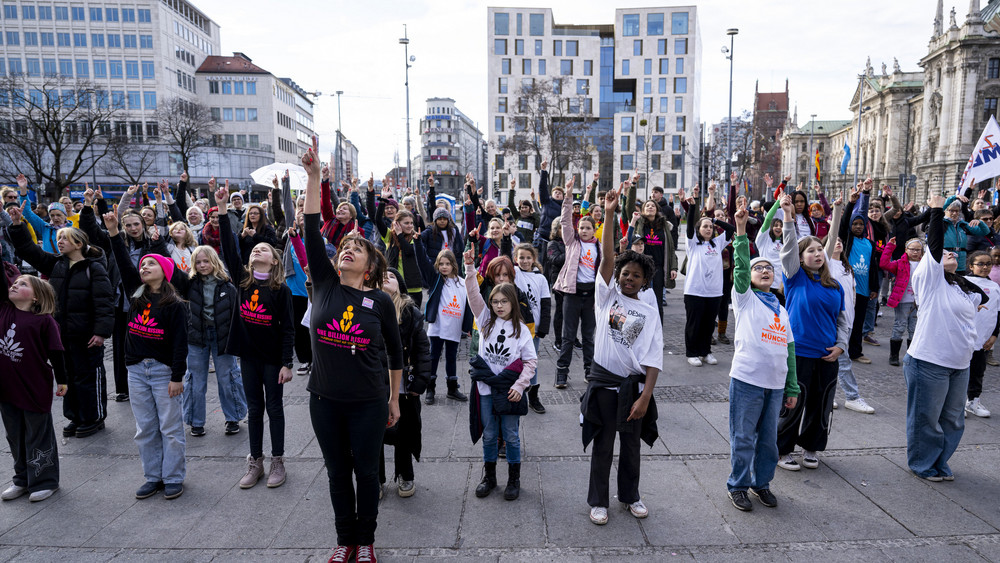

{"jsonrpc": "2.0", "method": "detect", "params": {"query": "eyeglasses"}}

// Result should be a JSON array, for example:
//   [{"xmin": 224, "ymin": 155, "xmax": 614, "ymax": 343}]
[
  {"xmin": 905, "ymin": 246, "xmax": 923, "ymax": 253},
  {"xmin": 490, "ymin": 298, "xmax": 510, "ymax": 307},
  {"xmin": 972, "ymin": 262, "xmax": 993, "ymax": 268},
  {"xmin": 751, "ymin": 265, "xmax": 774, "ymax": 273}
]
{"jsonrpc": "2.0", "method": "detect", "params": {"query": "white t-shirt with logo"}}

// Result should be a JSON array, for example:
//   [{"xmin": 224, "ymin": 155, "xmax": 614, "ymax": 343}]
[
  {"xmin": 515, "ymin": 267, "xmax": 550, "ymax": 329},
  {"xmin": 827, "ymin": 253, "xmax": 856, "ymax": 326},
  {"xmin": 730, "ymin": 284, "xmax": 794, "ymax": 390},
  {"xmin": 899, "ymin": 261, "xmax": 919, "ymax": 304},
  {"xmin": 684, "ymin": 232, "xmax": 729, "ymax": 297},
  {"xmin": 638, "ymin": 286, "xmax": 657, "ymax": 310},
  {"xmin": 577, "ymin": 240, "xmax": 598, "ymax": 284},
  {"xmin": 909, "ymin": 252, "xmax": 981, "ymax": 369},
  {"xmin": 475, "ymin": 315, "xmax": 536, "ymax": 396},
  {"xmin": 967, "ymin": 275, "xmax": 1000, "ymax": 348},
  {"xmin": 594, "ymin": 275, "xmax": 663, "ymax": 378},
  {"xmin": 427, "ymin": 276, "xmax": 466, "ymax": 342},
  {"xmin": 754, "ymin": 229, "xmax": 784, "ymax": 289}
]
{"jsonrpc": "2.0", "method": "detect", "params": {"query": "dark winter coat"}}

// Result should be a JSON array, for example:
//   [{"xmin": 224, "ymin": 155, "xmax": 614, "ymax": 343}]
[
  {"xmin": 185, "ymin": 274, "xmax": 239, "ymax": 351},
  {"xmin": 398, "ymin": 304, "xmax": 432, "ymax": 395}
]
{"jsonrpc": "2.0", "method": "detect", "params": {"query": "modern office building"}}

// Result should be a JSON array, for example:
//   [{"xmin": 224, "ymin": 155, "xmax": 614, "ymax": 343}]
[
  {"xmin": 486, "ymin": 6, "xmax": 700, "ymax": 202},
  {"xmin": 418, "ymin": 97, "xmax": 485, "ymax": 197}
]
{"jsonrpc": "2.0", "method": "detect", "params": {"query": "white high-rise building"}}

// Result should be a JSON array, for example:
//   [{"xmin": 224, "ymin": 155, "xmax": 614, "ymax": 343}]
[{"xmin": 486, "ymin": 6, "xmax": 700, "ymax": 201}]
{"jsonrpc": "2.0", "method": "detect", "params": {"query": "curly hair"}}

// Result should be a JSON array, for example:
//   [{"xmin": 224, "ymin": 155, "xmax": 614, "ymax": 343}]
[{"xmin": 613, "ymin": 250, "xmax": 655, "ymax": 291}]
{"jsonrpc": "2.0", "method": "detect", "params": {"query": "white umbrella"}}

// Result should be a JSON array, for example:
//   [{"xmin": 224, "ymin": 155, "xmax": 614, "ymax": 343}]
[{"xmin": 250, "ymin": 163, "xmax": 308, "ymax": 193}]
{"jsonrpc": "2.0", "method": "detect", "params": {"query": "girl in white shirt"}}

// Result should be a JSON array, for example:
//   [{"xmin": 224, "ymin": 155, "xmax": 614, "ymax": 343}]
[
  {"xmin": 166, "ymin": 222, "xmax": 196, "ymax": 274},
  {"xmin": 964, "ymin": 250, "xmax": 1000, "ymax": 418},
  {"xmin": 420, "ymin": 249, "xmax": 471, "ymax": 405},
  {"xmin": 682, "ymin": 184, "xmax": 735, "ymax": 367},
  {"xmin": 463, "ymin": 249, "xmax": 537, "ymax": 502},
  {"xmin": 582, "ymin": 182, "xmax": 662, "ymax": 526},
  {"xmin": 514, "ymin": 243, "xmax": 551, "ymax": 414}
]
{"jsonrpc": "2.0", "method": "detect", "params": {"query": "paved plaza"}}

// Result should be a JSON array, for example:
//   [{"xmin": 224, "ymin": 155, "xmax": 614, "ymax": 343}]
[{"xmin": 2, "ymin": 288, "xmax": 1000, "ymax": 562}]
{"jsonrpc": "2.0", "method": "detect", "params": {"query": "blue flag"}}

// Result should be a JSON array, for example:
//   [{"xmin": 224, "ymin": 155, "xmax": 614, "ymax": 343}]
[{"xmin": 840, "ymin": 143, "xmax": 851, "ymax": 175}]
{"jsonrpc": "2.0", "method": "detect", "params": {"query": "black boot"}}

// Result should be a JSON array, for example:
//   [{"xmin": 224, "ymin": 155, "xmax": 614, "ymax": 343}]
[
  {"xmin": 475, "ymin": 462, "xmax": 497, "ymax": 498},
  {"xmin": 424, "ymin": 386, "xmax": 435, "ymax": 405},
  {"xmin": 504, "ymin": 463, "xmax": 521, "ymax": 500},
  {"xmin": 446, "ymin": 380, "xmax": 468, "ymax": 402},
  {"xmin": 527, "ymin": 384, "xmax": 546, "ymax": 414},
  {"xmin": 889, "ymin": 339, "xmax": 902, "ymax": 366}
]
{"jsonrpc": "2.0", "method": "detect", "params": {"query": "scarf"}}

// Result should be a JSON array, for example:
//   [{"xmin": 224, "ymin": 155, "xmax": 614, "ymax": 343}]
[
  {"xmin": 201, "ymin": 222, "xmax": 221, "ymax": 253},
  {"xmin": 322, "ymin": 218, "xmax": 357, "ymax": 248},
  {"xmin": 752, "ymin": 288, "xmax": 781, "ymax": 316}
]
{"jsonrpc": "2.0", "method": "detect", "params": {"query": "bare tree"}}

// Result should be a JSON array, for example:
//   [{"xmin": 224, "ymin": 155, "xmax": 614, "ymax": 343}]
[
  {"xmin": 494, "ymin": 77, "xmax": 604, "ymax": 186},
  {"xmin": 156, "ymin": 97, "xmax": 218, "ymax": 175},
  {"xmin": 101, "ymin": 136, "xmax": 160, "ymax": 185},
  {"xmin": 0, "ymin": 75, "xmax": 124, "ymax": 200}
]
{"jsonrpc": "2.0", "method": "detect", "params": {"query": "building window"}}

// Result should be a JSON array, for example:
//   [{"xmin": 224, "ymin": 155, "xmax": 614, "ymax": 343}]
[
  {"xmin": 676, "ymin": 58, "xmax": 685, "ymax": 74},
  {"xmin": 235, "ymin": 108, "xmax": 245, "ymax": 121},
  {"xmin": 38, "ymin": 5, "xmax": 51, "ymax": 19},
  {"xmin": 521, "ymin": 77, "xmax": 534, "ymax": 90},
  {"xmin": 553, "ymin": 40, "xmax": 562, "ymax": 56},
  {"xmin": 577, "ymin": 79, "xmax": 589, "ymax": 95},
  {"xmin": 144, "ymin": 92, "xmax": 157, "ymax": 109},
  {"xmin": 985, "ymin": 98, "xmax": 998, "ymax": 122},
  {"xmin": 515, "ymin": 39, "xmax": 524, "ymax": 56},
  {"xmin": 248, "ymin": 108, "xmax": 258, "ymax": 121},
  {"xmin": 567, "ymin": 41, "xmax": 578, "ymax": 56},
  {"xmin": 71, "ymin": 7, "xmax": 84, "ymax": 20},
  {"xmin": 657, "ymin": 39, "xmax": 667, "ymax": 55},
  {"xmin": 633, "ymin": 40, "xmax": 642, "ymax": 56},
  {"xmin": 643, "ymin": 59, "xmax": 652, "ymax": 75},
  {"xmin": 249, "ymin": 135, "xmax": 259, "ymax": 148},
  {"xmin": 92, "ymin": 34, "xmax": 105, "ymax": 47},
  {"xmin": 125, "ymin": 61, "xmax": 139, "ymax": 79},
  {"xmin": 24, "ymin": 32, "xmax": 38, "ymax": 46},
  {"xmin": 59, "ymin": 59, "xmax": 73, "ymax": 76},
  {"xmin": 648, "ymin": 13, "xmax": 664, "ymax": 35},
  {"xmin": 621, "ymin": 116, "xmax": 634, "ymax": 132},
  {"xmin": 138, "ymin": 9, "xmax": 151, "ymax": 23},
  {"xmin": 108, "ymin": 35, "xmax": 121, "ymax": 48},
  {"xmin": 535, "ymin": 40, "xmax": 543, "ymax": 55},
  {"xmin": 659, "ymin": 78, "xmax": 667, "ymax": 93},
  {"xmin": 659, "ymin": 58, "xmax": 670, "ymax": 74},
  {"xmin": 111, "ymin": 91, "xmax": 125, "ymax": 109},
  {"xmin": 675, "ymin": 39, "xmax": 688, "ymax": 55},
  {"xmin": 560, "ymin": 60, "xmax": 573, "ymax": 75},
  {"xmin": 552, "ymin": 78, "xmax": 562, "ymax": 95},
  {"xmin": 57, "ymin": 33, "xmax": 70, "ymax": 46},
  {"xmin": 234, "ymin": 82, "xmax": 244, "ymax": 95},
  {"xmin": 644, "ymin": 78, "xmax": 652, "ymax": 94},
  {"xmin": 674, "ymin": 77, "xmax": 687, "ymax": 93},
  {"xmin": 122, "ymin": 8, "xmax": 135, "ymax": 22},
  {"xmin": 93, "ymin": 61, "xmax": 107, "ymax": 78},
  {"xmin": 106, "ymin": 7, "xmax": 118, "ymax": 21},
  {"xmin": 675, "ymin": 98, "xmax": 683, "ymax": 112},
  {"xmin": 223, "ymin": 108, "xmax": 233, "ymax": 121},
  {"xmin": 652, "ymin": 135, "xmax": 665, "ymax": 151},
  {"xmin": 676, "ymin": 116, "xmax": 686, "ymax": 131},
  {"xmin": 643, "ymin": 97, "xmax": 652, "ymax": 112},
  {"xmin": 660, "ymin": 97, "xmax": 668, "ymax": 113},
  {"xmin": 146, "ymin": 122, "xmax": 159, "ymax": 138},
  {"xmin": 651, "ymin": 155, "xmax": 661, "ymax": 170},
  {"xmin": 210, "ymin": 107, "xmax": 221, "ymax": 121},
  {"xmin": 622, "ymin": 154, "xmax": 635, "ymax": 169},
  {"xmin": 672, "ymin": 154, "xmax": 683, "ymax": 169},
  {"xmin": 247, "ymin": 82, "xmax": 257, "ymax": 95},
  {"xmin": 140, "ymin": 35, "xmax": 153, "ymax": 48},
  {"xmin": 43, "ymin": 59, "xmax": 57, "ymax": 76},
  {"xmin": 529, "ymin": 13, "xmax": 544, "ymax": 36},
  {"xmin": 621, "ymin": 136, "xmax": 630, "ymax": 151},
  {"xmin": 622, "ymin": 59, "xmax": 630, "ymax": 75},
  {"xmin": 55, "ymin": 6, "xmax": 68, "ymax": 19},
  {"xmin": 2, "ymin": 4, "xmax": 15, "ymax": 18},
  {"xmin": 495, "ymin": 116, "xmax": 504, "ymax": 132},
  {"xmin": 495, "ymin": 13, "xmax": 509, "ymax": 35},
  {"xmin": 41, "ymin": 33, "xmax": 54, "ymax": 46},
  {"xmin": 522, "ymin": 59, "xmax": 532, "ymax": 74},
  {"xmin": 538, "ymin": 59, "xmax": 546, "ymax": 75},
  {"xmin": 127, "ymin": 91, "xmax": 141, "ymax": 109},
  {"xmin": 222, "ymin": 81, "xmax": 232, "ymax": 94},
  {"xmin": 584, "ymin": 60, "xmax": 593, "ymax": 75},
  {"xmin": 671, "ymin": 13, "xmax": 689, "ymax": 35},
  {"xmin": 495, "ymin": 39, "xmax": 507, "ymax": 55},
  {"xmin": 124, "ymin": 35, "xmax": 137, "ymax": 49},
  {"xmin": 988, "ymin": 58, "xmax": 1000, "ymax": 79},
  {"xmin": 141, "ymin": 61, "xmax": 155, "ymax": 79},
  {"xmin": 673, "ymin": 135, "xmax": 683, "ymax": 151},
  {"xmin": 89, "ymin": 7, "xmax": 102, "ymax": 21},
  {"xmin": 622, "ymin": 14, "xmax": 640, "ymax": 36},
  {"xmin": 498, "ymin": 97, "xmax": 507, "ymax": 113},
  {"xmin": 75, "ymin": 60, "xmax": 89, "ymax": 77},
  {"xmin": 499, "ymin": 78, "xmax": 508, "ymax": 93},
  {"xmin": 73, "ymin": 33, "xmax": 87, "ymax": 47},
  {"xmin": 5, "ymin": 32, "xmax": 19, "ymax": 46},
  {"xmin": 657, "ymin": 116, "xmax": 666, "ymax": 131}
]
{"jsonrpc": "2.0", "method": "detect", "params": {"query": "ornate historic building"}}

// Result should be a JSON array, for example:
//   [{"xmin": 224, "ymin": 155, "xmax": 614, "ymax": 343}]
[{"xmin": 747, "ymin": 81, "xmax": 788, "ymax": 200}]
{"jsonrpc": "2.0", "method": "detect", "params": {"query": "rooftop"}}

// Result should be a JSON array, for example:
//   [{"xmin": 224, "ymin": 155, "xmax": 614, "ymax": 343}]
[{"xmin": 196, "ymin": 53, "xmax": 270, "ymax": 75}]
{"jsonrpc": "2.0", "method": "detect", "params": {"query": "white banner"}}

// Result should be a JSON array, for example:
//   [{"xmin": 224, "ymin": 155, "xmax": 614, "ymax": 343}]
[{"xmin": 959, "ymin": 115, "xmax": 1000, "ymax": 192}]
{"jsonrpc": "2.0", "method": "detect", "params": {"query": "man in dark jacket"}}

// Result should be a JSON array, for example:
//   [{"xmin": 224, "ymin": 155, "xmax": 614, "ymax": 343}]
[{"xmin": 651, "ymin": 186, "xmax": 680, "ymax": 245}]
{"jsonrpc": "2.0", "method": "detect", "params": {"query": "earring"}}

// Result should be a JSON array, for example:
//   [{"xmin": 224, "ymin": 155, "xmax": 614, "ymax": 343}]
[{"xmin": 364, "ymin": 271, "xmax": 370, "ymax": 281}]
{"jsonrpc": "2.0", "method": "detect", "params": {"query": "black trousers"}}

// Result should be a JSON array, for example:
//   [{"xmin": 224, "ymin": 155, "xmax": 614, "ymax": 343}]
[
  {"xmin": 429, "ymin": 336, "xmax": 459, "ymax": 390},
  {"xmin": 63, "ymin": 341, "xmax": 107, "ymax": 424},
  {"xmin": 651, "ymin": 267, "xmax": 665, "ymax": 322},
  {"xmin": 291, "ymin": 295, "xmax": 313, "ymax": 365},
  {"xmin": 310, "ymin": 394, "xmax": 387, "ymax": 547},
  {"xmin": 409, "ymin": 291, "xmax": 423, "ymax": 308},
  {"xmin": 1, "ymin": 402, "xmax": 59, "ymax": 492},
  {"xmin": 112, "ymin": 306, "xmax": 129, "ymax": 395},
  {"xmin": 552, "ymin": 290, "xmax": 564, "ymax": 347},
  {"xmin": 684, "ymin": 295, "xmax": 721, "ymax": 358},
  {"xmin": 587, "ymin": 388, "xmax": 641, "ymax": 508},
  {"xmin": 717, "ymin": 274, "xmax": 733, "ymax": 323},
  {"xmin": 969, "ymin": 349, "xmax": 987, "ymax": 401},
  {"xmin": 380, "ymin": 394, "xmax": 421, "ymax": 482},
  {"xmin": 557, "ymin": 291, "xmax": 595, "ymax": 379},
  {"xmin": 849, "ymin": 294, "xmax": 870, "ymax": 359},
  {"xmin": 777, "ymin": 356, "xmax": 838, "ymax": 455},
  {"xmin": 242, "ymin": 361, "xmax": 284, "ymax": 458}
]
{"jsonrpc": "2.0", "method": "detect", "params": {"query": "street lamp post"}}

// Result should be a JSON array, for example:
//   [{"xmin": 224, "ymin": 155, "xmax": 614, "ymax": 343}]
[
  {"xmin": 400, "ymin": 27, "xmax": 413, "ymax": 193},
  {"xmin": 808, "ymin": 113, "xmax": 816, "ymax": 195},
  {"xmin": 723, "ymin": 28, "xmax": 739, "ymax": 195},
  {"xmin": 852, "ymin": 73, "xmax": 869, "ymax": 190},
  {"xmin": 335, "ymin": 90, "xmax": 344, "ymax": 185}
]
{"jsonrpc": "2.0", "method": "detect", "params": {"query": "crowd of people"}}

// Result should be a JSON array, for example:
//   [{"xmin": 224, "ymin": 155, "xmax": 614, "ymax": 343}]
[{"xmin": 0, "ymin": 143, "xmax": 997, "ymax": 561}]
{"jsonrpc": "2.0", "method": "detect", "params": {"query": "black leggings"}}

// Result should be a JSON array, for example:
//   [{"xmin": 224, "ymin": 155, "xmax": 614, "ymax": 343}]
[
  {"xmin": 429, "ymin": 336, "xmax": 459, "ymax": 389},
  {"xmin": 112, "ymin": 305, "xmax": 129, "ymax": 394},
  {"xmin": 849, "ymin": 294, "xmax": 870, "ymax": 359},
  {"xmin": 291, "ymin": 295, "xmax": 312, "ymax": 364},
  {"xmin": 651, "ymin": 267, "xmax": 665, "ymax": 321},
  {"xmin": 684, "ymin": 295, "xmax": 721, "ymax": 358},
  {"xmin": 969, "ymin": 349, "xmax": 987, "ymax": 401},
  {"xmin": 552, "ymin": 290, "xmax": 564, "ymax": 347},
  {"xmin": 242, "ymin": 361, "xmax": 284, "ymax": 458},
  {"xmin": 380, "ymin": 394, "xmax": 421, "ymax": 482},
  {"xmin": 777, "ymin": 355, "xmax": 837, "ymax": 454},
  {"xmin": 63, "ymin": 340, "xmax": 107, "ymax": 424},
  {"xmin": 717, "ymin": 273, "xmax": 733, "ymax": 323},
  {"xmin": 311, "ymin": 394, "xmax": 387, "ymax": 546}
]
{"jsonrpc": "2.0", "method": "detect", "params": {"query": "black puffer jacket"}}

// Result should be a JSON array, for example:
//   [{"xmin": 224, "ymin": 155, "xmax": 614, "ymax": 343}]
[
  {"xmin": 8, "ymin": 223, "xmax": 114, "ymax": 340},
  {"xmin": 78, "ymin": 206, "xmax": 169, "ymax": 306},
  {"xmin": 399, "ymin": 303, "xmax": 432, "ymax": 395},
  {"xmin": 185, "ymin": 274, "xmax": 239, "ymax": 351}
]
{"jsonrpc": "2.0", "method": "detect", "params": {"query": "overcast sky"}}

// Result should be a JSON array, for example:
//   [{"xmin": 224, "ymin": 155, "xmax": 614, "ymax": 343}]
[{"xmin": 199, "ymin": 0, "xmax": 943, "ymax": 176}]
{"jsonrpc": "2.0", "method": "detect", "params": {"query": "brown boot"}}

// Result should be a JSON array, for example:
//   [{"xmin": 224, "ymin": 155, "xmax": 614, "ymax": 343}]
[
  {"xmin": 240, "ymin": 454, "xmax": 264, "ymax": 489},
  {"xmin": 267, "ymin": 456, "xmax": 286, "ymax": 488}
]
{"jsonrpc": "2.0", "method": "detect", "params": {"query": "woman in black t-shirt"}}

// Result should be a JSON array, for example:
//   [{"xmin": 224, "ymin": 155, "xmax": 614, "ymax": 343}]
[{"xmin": 301, "ymin": 144, "xmax": 404, "ymax": 563}]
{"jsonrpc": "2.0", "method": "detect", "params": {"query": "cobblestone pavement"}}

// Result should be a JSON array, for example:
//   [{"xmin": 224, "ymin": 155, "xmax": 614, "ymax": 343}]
[{"xmin": 2, "ymin": 277, "xmax": 1000, "ymax": 562}]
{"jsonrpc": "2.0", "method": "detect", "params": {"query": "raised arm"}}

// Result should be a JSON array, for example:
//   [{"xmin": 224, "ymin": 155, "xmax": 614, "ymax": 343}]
[
  {"xmin": 824, "ymin": 196, "xmax": 845, "ymax": 258},
  {"xmin": 598, "ymin": 183, "xmax": 622, "ymax": 284},
  {"xmin": 104, "ymin": 213, "xmax": 141, "ymax": 296},
  {"xmin": 927, "ymin": 194, "xmax": 945, "ymax": 262},
  {"xmin": 463, "ymin": 249, "xmax": 487, "ymax": 319},
  {"xmin": 778, "ymin": 194, "xmax": 801, "ymax": 279},
  {"xmin": 214, "ymin": 189, "xmax": 245, "ymax": 286},
  {"xmin": 732, "ymin": 203, "xmax": 750, "ymax": 294},
  {"xmin": 302, "ymin": 146, "xmax": 338, "ymax": 285},
  {"xmin": 537, "ymin": 161, "xmax": 550, "ymax": 205},
  {"xmin": 686, "ymin": 196, "xmax": 699, "ymax": 240}
]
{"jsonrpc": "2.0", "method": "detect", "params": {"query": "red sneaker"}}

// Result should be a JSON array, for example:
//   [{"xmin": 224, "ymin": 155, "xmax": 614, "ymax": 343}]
[
  {"xmin": 356, "ymin": 544, "xmax": 377, "ymax": 563},
  {"xmin": 327, "ymin": 545, "xmax": 357, "ymax": 563}
]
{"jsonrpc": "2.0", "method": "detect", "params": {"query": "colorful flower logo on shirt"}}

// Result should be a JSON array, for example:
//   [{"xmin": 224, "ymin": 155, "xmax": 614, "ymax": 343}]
[
  {"xmin": 128, "ymin": 303, "xmax": 165, "ymax": 339},
  {"xmin": 0, "ymin": 323, "xmax": 24, "ymax": 362},
  {"xmin": 645, "ymin": 233, "xmax": 662, "ymax": 246},
  {"xmin": 316, "ymin": 305, "xmax": 371, "ymax": 349},
  {"xmin": 328, "ymin": 305, "xmax": 363, "ymax": 335},
  {"xmin": 135, "ymin": 303, "xmax": 156, "ymax": 327},
  {"xmin": 760, "ymin": 314, "xmax": 788, "ymax": 346},
  {"xmin": 243, "ymin": 289, "xmax": 267, "ymax": 314}
]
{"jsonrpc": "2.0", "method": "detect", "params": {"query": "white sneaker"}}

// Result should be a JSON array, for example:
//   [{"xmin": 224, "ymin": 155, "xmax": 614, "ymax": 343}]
[
  {"xmin": 1, "ymin": 485, "xmax": 27, "ymax": 500},
  {"xmin": 833, "ymin": 400, "xmax": 839, "ymax": 409},
  {"xmin": 966, "ymin": 398, "xmax": 991, "ymax": 418},
  {"xmin": 845, "ymin": 398, "xmax": 875, "ymax": 414},
  {"xmin": 589, "ymin": 506, "xmax": 608, "ymax": 525},
  {"xmin": 624, "ymin": 499, "xmax": 648, "ymax": 518},
  {"xmin": 801, "ymin": 451, "xmax": 819, "ymax": 469},
  {"xmin": 29, "ymin": 488, "xmax": 56, "ymax": 502},
  {"xmin": 704, "ymin": 353, "xmax": 718, "ymax": 365},
  {"xmin": 687, "ymin": 357, "xmax": 703, "ymax": 367},
  {"xmin": 777, "ymin": 454, "xmax": 800, "ymax": 471}
]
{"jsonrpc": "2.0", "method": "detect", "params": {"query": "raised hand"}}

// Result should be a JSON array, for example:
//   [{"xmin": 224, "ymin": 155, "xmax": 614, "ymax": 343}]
[
  {"xmin": 734, "ymin": 203, "xmax": 748, "ymax": 234},
  {"xmin": 887, "ymin": 237, "xmax": 896, "ymax": 246},
  {"xmin": 126, "ymin": 184, "xmax": 139, "ymax": 196},
  {"xmin": 779, "ymin": 194, "xmax": 794, "ymax": 216},
  {"xmin": 180, "ymin": 171, "xmax": 189, "ymax": 183},
  {"xmin": 102, "ymin": 211, "xmax": 119, "ymax": 235},
  {"xmin": 631, "ymin": 211, "xmax": 640, "ymax": 224},
  {"xmin": 208, "ymin": 177, "xmax": 217, "ymax": 191},
  {"xmin": 428, "ymin": 171, "xmax": 435, "ymax": 187},
  {"xmin": 215, "ymin": 187, "xmax": 229, "ymax": 208},
  {"xmin": 764, "ymin": 173, "xmax": 773, "ymax": 188},
  {"xmin": 730, "ymin": 171, "xmax": 739, "ymax": 185},
  {"xmin": 84, "ymin": 187, "xmax": 95, "ymax": 206},
  {"xmin": 604, "ymin": 182, "xmax": 622, "ymax": 215},
  {"xmin": 16, "ymin": 173, "xmax": 27, "ymax": 192},
  {"xmin": 540, "ymin": 159, "xmax": 548, "ymax": 171},
  {"xmin": 7, "ymin": 201, "xmax": 25, "ymax": 224},
  {"xmin": 272, "ymin": 175, "xmax": 279, "ymax": 189},
  {"xmin": 928, "ymin": 194, "xmax": 945, "ymax": 209},
  {"xmin": 510, "ymin": 177, "xmax": 516, "ymax": 189},
  {"xmin": 321, "ymin": 165, "xmax": 330, "ymax": 180},
  {"xmin": 463, "ymin": 248, "xmax": 475, "ymax": 266},
  {"xmin": 565, "ymin": 175, "xmax": 575, "ymax": 192},
  {"xmin": 158, "ymin": 178, "xmax": 169, "ymax": 193},
  {"xmin": 301, "ymin": 148, "xmax": 321, "ymax": 176}
]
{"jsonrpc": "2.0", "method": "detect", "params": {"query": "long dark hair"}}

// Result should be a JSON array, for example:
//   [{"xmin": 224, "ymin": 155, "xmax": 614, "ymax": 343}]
[
  {"xmin": 337, "ymin": 234, "xmax": 388, "ymax": 290},
  {"xmin": 482, "ymin": 282, "xmax": 524, "ymax": 340}
]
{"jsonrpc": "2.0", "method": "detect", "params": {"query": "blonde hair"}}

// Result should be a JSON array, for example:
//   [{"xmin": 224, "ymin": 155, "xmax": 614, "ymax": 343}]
[
  {"xmin": 55, "ymin": 226, "xmax": 95, "ymax": 256},
  {"xmin": 434, "ymin": 249, "xmax": 460, "ymax": 279},
  {"xmin": 17, "ymin": 275, "xmax": 57, "ymax": 316},
  {"xmin": 189, "ymin": 245, "xmax": 230, "ymax": 282},
  {"xmin": 384, "ymin": 271, "xmax": 415, "ymax": 324},
  {"xmin": 549, "ymin": 217, "xmax": 563, "ymax": 241},
  {"xmin": 240, "ymin": 243, "xmax": 285, "ymax": 291},
  {"xmin": 487, "ymin": 217, "xmax": 504, "ymax": 240},
  {"xmin": 169, "ymin": 222, "xmax": 197, "ymax": 248},
  {"xmin": 337, "ymin": 201, "xmax": 356, "ymax": 219}
]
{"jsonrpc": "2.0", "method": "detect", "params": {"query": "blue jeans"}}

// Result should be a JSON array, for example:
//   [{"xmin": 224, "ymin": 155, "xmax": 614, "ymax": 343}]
[
  {"xmin": 128, "ymin": 359, "xmax": 186, "ymax": 484},
  {"xmin": 727, "ymin": 378, "xmax": 783, "ymax": 492},
  {"xmin": 479, "ymin": 394, "xmax": 522, "ymax": 463},
  {"xmin": 183, "ymin": 327, "xmax": 247, "ymax": 427},
  {"xmin": 891, "ymin": 302, "xmax": 918, "ymax": 341},
  {"xmin": 837, "ymin": 356, "xmax": 860, "ymax": 401},
  {"xmin": 530, "ymin": 337, "xmax": 540, "ymax": 386},
  {"xmin": 902, "ymin": 355, "xmax": 968, "ymax": 478}
]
